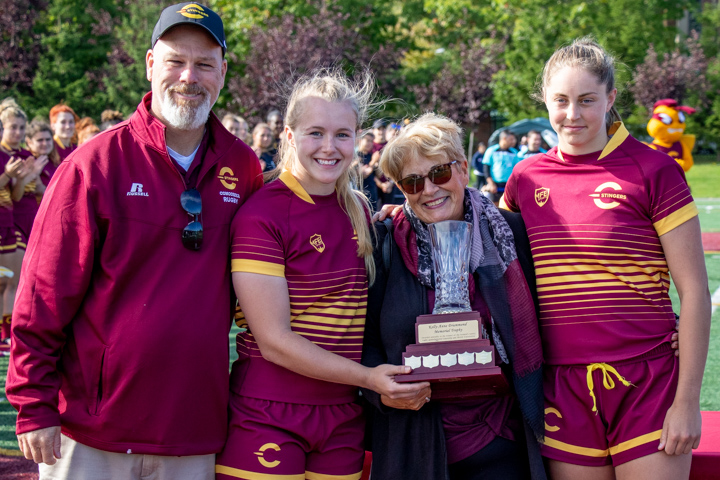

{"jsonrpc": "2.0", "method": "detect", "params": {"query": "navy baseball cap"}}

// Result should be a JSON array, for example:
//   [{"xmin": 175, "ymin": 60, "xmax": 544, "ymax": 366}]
[{"xmin": 152, "ymin": 3, "xmax": 227, "ymax": 54}]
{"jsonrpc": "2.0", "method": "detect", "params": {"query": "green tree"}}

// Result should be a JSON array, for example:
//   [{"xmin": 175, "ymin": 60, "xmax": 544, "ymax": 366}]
[
  {"xmin": 29, "ymin": 0, "xmax": 122, "ymax": 119},
  {"xmin": 102, "ymin": 1, "xmax": 164, "ymax": 116},
  {"xmin": 489, "ymin": 0, "xmax": 692, "ymax": 123}
]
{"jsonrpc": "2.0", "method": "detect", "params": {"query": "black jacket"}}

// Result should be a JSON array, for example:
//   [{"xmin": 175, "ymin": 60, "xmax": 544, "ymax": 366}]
[{"xmin": 360, "ymin": 209, "xmax": 546, "ymax": 480}]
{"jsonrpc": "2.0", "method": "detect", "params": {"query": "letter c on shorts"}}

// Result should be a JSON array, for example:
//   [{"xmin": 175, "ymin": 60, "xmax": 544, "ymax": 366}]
[
  {"xmin": 254, "ymin": 442, "xmax": 281, "ymax": 468},
  {"xmin": 545, "ymin": 407, "xmax": 562, "ymax": 433}
]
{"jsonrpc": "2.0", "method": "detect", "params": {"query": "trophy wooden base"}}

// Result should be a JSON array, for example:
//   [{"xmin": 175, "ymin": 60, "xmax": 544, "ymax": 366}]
[{"xmin": 394, "ymin": 311, "xmax": 509, "ymax": 399}]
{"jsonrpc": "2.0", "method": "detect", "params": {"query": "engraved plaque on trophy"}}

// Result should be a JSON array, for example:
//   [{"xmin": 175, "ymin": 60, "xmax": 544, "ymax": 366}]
[{"xmin": 394, "ymin": 220, "xmax": 509, "ymax": 399}]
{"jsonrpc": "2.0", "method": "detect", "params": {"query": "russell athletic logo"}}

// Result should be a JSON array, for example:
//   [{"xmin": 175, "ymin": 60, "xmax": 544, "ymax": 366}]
[
  {"xmin": 534, "ymin": 187, "xmax": 550, "ymax": 207},
  {"xmin": 589, "ymin": 182, "xmax": 627, "ymax": 210},
  {"xmin": 127, "ymin": 183, "xmax": 149, "ymax": 197},
  {"xmin": 218, "ymin": 167, "xmax": 238, "ymax": 190},
  {"xmin": 254, "ymin": 443, "xmax": 281, "ymax": 468},
  {"xmin": 310, "ymin": 234, "xmax": 325, "ymax": 253},
  {"xmin": 177, "ymin": 4, "xmax": 208, "ymax": 19}
]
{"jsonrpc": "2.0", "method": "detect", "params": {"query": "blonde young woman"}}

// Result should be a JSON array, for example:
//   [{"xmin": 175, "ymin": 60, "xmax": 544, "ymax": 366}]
[
  {"xmin": 0, "ymin": 99, "xmax": 34, "ymax": 351},
  {"xmin": 215, "ymin": 70, "xmax": 428, "ymax": 480},
  {"xmin": 501, "ymin": 38, "xmax": 710, "ymax": 480}
]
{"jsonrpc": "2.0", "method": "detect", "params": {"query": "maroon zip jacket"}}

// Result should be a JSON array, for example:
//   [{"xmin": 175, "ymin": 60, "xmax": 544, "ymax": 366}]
[{"xmin": 6, "ymin": 93, "xmax": 263, "ymax": 456}]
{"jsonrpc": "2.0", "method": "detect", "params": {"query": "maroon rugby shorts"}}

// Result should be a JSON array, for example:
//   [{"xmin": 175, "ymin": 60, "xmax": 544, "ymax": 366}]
[{"xmin": 541, "ymin": 343, "xmax": 678, "ymax": 466}]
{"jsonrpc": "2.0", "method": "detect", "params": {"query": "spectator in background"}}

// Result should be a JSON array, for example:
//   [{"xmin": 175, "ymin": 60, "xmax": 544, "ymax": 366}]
[
  {"xmin": 266, "ymin": 109, "xmax": 283, "ymax": 149},
  {"xmin": 77, "ymin": 122, "xmax": 100, "ymax": 145},
  {"xmin": 251, "ymin": 122, "xmax": 276, "ymax": 172},
  {"xmin": 0, "ymin": 120, "xmax": 25, "ymax": 356},
  {"xmin": 371, "ymin": 118, "xmax": 388, "ymax": 153},
  {"xmin": 49, "ymin": 103, "xmax": 78, "ymax": 160},
  {"xmin": 74, "ymin": 117, "xmax": 100, "ymax": 145},
  {"xmin": 355, "ymin": 131, "xmax": 378, "ymax": 211},
  {"xmin": 482, "ymin": 130, "xmax": 519, "ymax": 205},
  {"xmin": 222, "ymin": 113, "xmax": 250, "ymax": 144},
  {"xmin": 375, "ymin": 122, "xmax": 404, "ymax": 207},
  {"xmin": 0, "ymin": 99, "xmax": 32, "ymax": 159},
  {"xmin": 14, "ymin": 121, "xmax": 55, "ymax": 243},
  {"xmin": 471, "ymin": 141, "xmax": 487, "ymax": 189},
  {"xmin": 100, "ymin": 109, "xmax": 124, "ymax": 131},
  {"xmin": 516, "ymin": 130, "xmax": 546, "ymax": 161}
]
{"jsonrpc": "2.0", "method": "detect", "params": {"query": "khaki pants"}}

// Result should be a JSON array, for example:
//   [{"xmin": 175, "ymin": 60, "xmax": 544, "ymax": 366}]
[{"xmin": 39, "ymin": 434, "xmax": 215, "ymax": 480}]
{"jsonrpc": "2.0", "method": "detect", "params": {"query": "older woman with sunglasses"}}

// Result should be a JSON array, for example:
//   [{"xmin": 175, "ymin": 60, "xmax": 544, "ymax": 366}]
[{"xmin": 360, "ymin": 113, "xmax": 546, "ymax": 480}]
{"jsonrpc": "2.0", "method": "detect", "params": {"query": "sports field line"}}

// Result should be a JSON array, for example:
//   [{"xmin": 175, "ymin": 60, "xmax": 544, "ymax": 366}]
[{"xmin": 713, "ymin": 284, "xmax": 720, "ymax": 316}]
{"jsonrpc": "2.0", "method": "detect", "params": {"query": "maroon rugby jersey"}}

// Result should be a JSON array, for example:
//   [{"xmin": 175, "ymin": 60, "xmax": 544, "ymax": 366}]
[
  {"xmin": 502, "ymin": 123, "xmax": 697, "ymax": 365},
  {"xmin": 53, "ymin": 137, "xmax": 76, "ymax": 161},
  {"xmin": 230, "ymin": 170, "xmax": 368, "ymax": 404},
  {"xmin": 0, "ymin": 151, "xmax": 13, "ymax": 229}
]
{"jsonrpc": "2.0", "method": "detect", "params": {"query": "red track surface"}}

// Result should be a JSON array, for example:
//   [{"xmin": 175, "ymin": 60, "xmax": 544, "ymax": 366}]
[
  {"xmin": 703, "ymin": 232, "xmax": 720, "ymax": 252},
  {"xmin": 0, "ymin": 455, "xmax": 38, "ymax": 479}
]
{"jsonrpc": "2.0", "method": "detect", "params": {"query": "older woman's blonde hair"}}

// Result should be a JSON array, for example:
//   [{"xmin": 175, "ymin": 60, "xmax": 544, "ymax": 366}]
[{"xmin": 379, "ymin": 113, "xmax": 466, "ymax": 182}]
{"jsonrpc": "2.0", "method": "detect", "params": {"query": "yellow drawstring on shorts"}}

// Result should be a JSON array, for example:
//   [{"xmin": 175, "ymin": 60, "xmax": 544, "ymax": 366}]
[{"xmin": 586, "ymin": 363, "xmax": 635, "ymax": 413}]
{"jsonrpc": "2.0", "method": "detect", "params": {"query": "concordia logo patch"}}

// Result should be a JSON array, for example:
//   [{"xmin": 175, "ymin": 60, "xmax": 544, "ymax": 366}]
[
  {"xmin": 177, "ymin": 3, "xmax": 208, "ymax": 19},
  {"xmin": 310, "ymin": 234, "xmax": 325, "ymax": 253},
  {"xmin": 126, "ymin": 183, "xmax": 149, "ymax": 197},
  {"xmin": 589, "ymin": 182, "xmax": 627, "ymax": 210},
  {"xmin": 218, "ymin": 167, "xmax": 238, "ymax": 190},
  {"xmin": 535, "ymin": 187, "xmax": 550, "ymax": 207},
  {"xmin": 254, "ymin": 443, "xmax": 281, "ymax": 468}
]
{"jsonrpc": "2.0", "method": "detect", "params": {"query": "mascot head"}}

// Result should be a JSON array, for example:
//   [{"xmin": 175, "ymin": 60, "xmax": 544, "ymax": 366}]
[{"xmin": 647, "ymin": 99, "xmax": 696, "ymax": 144}]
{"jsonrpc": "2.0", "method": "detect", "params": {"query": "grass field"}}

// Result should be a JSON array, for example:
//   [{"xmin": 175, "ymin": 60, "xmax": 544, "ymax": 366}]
[{"xmin": 686, "ymin": 155, "xmax": 720, "ymax": 200}]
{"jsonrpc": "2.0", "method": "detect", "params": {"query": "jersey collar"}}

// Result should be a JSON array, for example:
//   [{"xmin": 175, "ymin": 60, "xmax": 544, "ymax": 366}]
[
  {"xmin": 557, "ymin": 122, "xmax": 629, "ymax": 162},
  {"xmin": 278, "ymin": 169, "xmax": 315, "ymax": 204}
]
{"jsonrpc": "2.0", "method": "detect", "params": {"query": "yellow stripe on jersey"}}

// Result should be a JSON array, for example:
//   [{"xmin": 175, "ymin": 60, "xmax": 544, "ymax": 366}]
[
  {"xmin": 534, "ymin": 258, "xmax": 667, "ymax": 267},
  {"xmin": 286, "ymin": 267, "xmax": 366, "ymax": 278},
  {"xmin": 653, "ymin": 202, "xmax": 698, "ymax": 236},
  {"xmin": 531, "ymin": 243, "xmax": 663, "ymax": 255},
  {"xmin": 278, "ymin": 170, "xmax": 315, "ymax": 205},
  {"xmin": 232, "ymin": 259, "xmax": 285, "ymax": 277},
  {"xmin": 216, "ymin": 464, "xmax": 305, "ymax": 480},
  {"xmin": 306, "ymin": 470, "xmax": 362, "ymax": 480},
  {"xmin": 291, "ymin": 315, "xmax": 365, "ymax": 332},
  {"xmin": 537, "ymin": 280, "xmax": 662, "ymax": 293},
  {"xmin": 536, "ymin": 272, "xmax": 664, "ymax": 287},
  {"xmin": 535, "ymin": 263, "xmax": 667, "ymax": 277}
]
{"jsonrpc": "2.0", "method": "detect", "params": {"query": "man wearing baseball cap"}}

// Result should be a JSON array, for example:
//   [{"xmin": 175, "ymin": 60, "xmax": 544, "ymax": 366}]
[{"xmin": 6, "ymin": 3, "xmax": 262, "ymax": 479}]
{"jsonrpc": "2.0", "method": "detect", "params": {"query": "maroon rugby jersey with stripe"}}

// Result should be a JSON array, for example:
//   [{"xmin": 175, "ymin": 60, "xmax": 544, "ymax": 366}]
[
  {"xmin": 230, "ymin": 170, "xmax": 367, "ymax": 404},
  {"xmin": 502, "ymin": 123, "xmax": 697, "ymax": 365}
]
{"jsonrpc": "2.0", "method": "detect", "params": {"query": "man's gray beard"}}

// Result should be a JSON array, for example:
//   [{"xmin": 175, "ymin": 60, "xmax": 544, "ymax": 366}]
[{"xmin": 160, "ymin": 89, "xmax": 213, "ymax": 131}]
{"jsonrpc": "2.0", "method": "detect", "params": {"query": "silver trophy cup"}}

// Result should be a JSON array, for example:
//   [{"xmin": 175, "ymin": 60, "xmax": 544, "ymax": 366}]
[{"xmin": 429, "ymin": 220, "xmax": 472, "ymax": 314}]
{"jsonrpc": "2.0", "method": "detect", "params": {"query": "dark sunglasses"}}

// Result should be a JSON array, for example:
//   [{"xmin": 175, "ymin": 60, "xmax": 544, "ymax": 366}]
[
  {"xmin": 397, "ymin": 160, "xmax": 458, "ymax": 194},
  {"xmin": 180, "ymin": 188, "xmax": 203, "ymax": 251}
]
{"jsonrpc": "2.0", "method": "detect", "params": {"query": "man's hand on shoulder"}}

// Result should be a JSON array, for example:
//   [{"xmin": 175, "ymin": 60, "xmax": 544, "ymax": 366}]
[{"xmin": 18, "ymin": 426, "xmax": 62, "ymax": 465}]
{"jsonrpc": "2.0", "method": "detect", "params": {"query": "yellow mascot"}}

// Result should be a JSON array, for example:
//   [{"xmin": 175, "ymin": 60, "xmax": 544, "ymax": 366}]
[{"xmin": 647, "ymin": 99, "xmax": 696, "ymax": 172}]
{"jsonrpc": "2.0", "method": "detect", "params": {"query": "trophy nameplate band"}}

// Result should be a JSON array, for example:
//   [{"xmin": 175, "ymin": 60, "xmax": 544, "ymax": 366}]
[{"xmin": 417, "ymin": 319, "xmax": 479, "ymax": 344}]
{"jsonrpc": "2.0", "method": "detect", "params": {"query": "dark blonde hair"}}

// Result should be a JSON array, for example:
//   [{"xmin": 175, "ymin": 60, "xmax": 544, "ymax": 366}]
[
  {"xmin": 0, "ymin": 98, "xmax": 27, "ymax": 125},
  {"xmin": 25, "ymin": 119, "xmax": 60, "ymax": 165},
  {"xmin": 379, "ymin": 113, "xmax": 466, "ymax": 183},
  {"xmin": 536, "ymin": 37, "xmax": 622, "ymax": 128},
  {"xmin": 268, "ymin": 68, "xmax": 378, "ymax": 283}
]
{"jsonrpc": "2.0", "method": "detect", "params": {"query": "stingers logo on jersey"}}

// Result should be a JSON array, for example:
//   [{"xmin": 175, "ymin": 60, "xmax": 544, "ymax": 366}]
[
  {"xmin": 218, "ymin": 167, "xmax": 238, "ymax": 190},
  {"xmin": 535, "ymin": 187, "xmax": 550, "ymax": 207},
  {"xmin": 177, "ymin": 3, "xmax": 208, "ymax": 19},
  {"xmin": 310, "ymin": 234, "xmax": 325, "ymax": 253},
  {"xmin": 589, "ymin": 182, "xmax": 627, "ymax": 210},
  {"xmin": 254, "ymin": 443, "xmax": 281, "ymax": 468}
]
